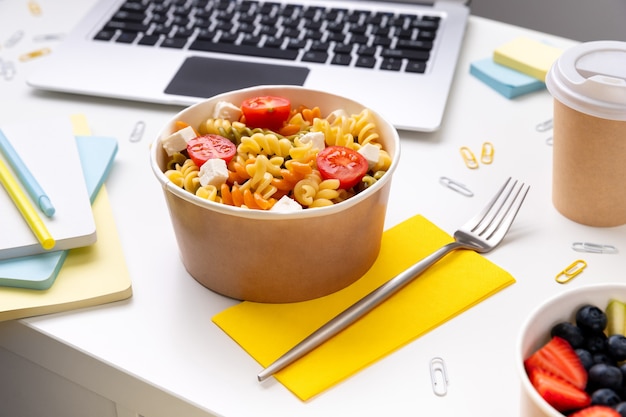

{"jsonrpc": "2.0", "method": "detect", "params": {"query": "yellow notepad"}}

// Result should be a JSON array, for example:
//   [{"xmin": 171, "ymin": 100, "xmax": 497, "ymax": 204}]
[
  {"xmin": 493, "ymin": 37, "xmax": 563, "ymax": 82},
  {"xmin": 213, "ymin": 214, "xmax": 516, "ymax": 400},
  {"xmin": 0, "ymin": 115, "xmax": 132, "ymax": 321}
]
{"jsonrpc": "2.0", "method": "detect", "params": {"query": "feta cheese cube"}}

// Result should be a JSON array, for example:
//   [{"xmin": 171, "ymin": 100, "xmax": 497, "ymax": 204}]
[
  {"xmin": 162, "ymin": 126, "xmax": 196, "ymax": 156},
  {"xmin": 270, "ymin": 195, "xmax": 303, "ymax": 212},
  {"xmin": 299, "ymin": 131, "xmax": 326, "ymax": 151},
  {"xmin": 212, "ymin": 101, "xmax": 242, "ymax": 121},
  {"xmin": 198, "ymin": 158, "xmax": 229, "ymax": 187},
  {"xmin": 326, "ymin": 109, "xmax": 349, "ymax": 124},
  {"xmin": 358, "ymin": 143, "xmax": 380, "ymax": 169}
]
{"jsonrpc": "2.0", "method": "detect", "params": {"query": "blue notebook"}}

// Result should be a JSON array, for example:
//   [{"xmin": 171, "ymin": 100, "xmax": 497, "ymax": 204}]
[
  {"xmin": 0, "ymin": 136, "xmax": 118, "ymax": 290},
  {"xmin": 469, "ymin": 57, "xmax": 545, "ymax": 99}
]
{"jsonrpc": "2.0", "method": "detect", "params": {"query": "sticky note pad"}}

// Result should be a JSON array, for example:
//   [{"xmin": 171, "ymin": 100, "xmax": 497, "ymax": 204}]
[
  {"xmin": 470, "ymin": 58, "xmax": 546, "ymax": 99},
  {"xmin": 493, "ymin": 37, "xmax": 563, "ymax": 81}
]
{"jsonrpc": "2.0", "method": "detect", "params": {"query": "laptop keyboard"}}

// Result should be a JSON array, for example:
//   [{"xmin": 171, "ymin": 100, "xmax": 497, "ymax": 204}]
[{"xmin": 94, "ymin": 0, "xmax": 441, "ymax": 73}]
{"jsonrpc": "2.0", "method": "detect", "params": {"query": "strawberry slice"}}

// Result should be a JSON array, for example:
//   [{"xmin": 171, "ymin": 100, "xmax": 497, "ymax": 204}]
[
  {"xmin": 570, "ymin": 405, "xmax": 621, "ymax": 417},
  {"xmin": 524, "ymin": 336, "xmax": 588, "ymax": 390},
  {"xmin": 528, "ymin": 368, "xmax": 591, "ymax": 412}
]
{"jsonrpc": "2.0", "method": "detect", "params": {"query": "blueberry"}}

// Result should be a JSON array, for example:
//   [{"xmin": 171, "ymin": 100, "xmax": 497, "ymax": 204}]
[
  {"xmin": 594, "ymin": 352, "xmax": 617, "ymax": 367},
  {"xmin": 589, "ymin": 363, "xmax": 623, "ymax": 391},
  {"xmin": 577, "ymin": 304, "xmax": 608, "ymax": 333},
  {"xmin": 608, "ymin": 334, "xmax": 626, "ymax": 361},
  {"xmin": 576, "ymin": 348, "xmax": 595, "ymax": 370},
  {"xmin": 615, "ymin": 401, "xmax": 626, "ymax": 417},
  {"xmin": 551, "ymin": 322, "xmax": 585, "ymax": 348},
  {"xmin": 591, "ymin": 388, "xmax": 622, "ymax": 407},
  {"xmin": 585, "ymin": 332, "xmax": 608, "ymax": 354}
]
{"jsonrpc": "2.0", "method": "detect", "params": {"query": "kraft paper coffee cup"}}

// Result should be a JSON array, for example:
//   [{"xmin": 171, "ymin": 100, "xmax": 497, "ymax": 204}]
[{"xmin": 546, "ymin": 41, "xmax": 626, "ymax": 227}]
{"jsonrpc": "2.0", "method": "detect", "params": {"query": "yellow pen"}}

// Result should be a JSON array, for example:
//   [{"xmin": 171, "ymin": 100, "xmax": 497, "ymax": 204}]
[{"xmin": 0, "ymin": 158, "xmax": 55, "ymax": 250}]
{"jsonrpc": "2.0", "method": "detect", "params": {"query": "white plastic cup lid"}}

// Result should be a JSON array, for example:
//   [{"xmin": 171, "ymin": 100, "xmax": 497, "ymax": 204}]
[{"xmin": 546, "ymin": 41, "xmax": 626, "ymax": 121}]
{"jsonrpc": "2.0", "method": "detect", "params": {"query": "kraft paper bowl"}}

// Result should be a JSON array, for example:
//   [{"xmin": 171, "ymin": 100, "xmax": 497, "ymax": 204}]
[
  {"xmin": 517, "ymin": 284, "xmax": 626, "ymax": 416},
  {"xmin": 150, "ymin": 86, "xmax": 400, "ymax": 303}
]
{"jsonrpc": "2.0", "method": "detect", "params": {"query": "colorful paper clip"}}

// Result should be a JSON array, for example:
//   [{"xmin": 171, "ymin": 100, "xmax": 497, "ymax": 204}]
[
  {"xmin": 480, "ymin": 142, "xmax": 494, "ymax": 164},
  {"xmin": 572, "ymin": 242, "xmax": 618, "ymax": 254},
  {"xmin": 555, "ymin": 260, "xmax": 587, "ymax": 284},
  {"xmin": 545, "ymin": 137, "xmax": 553, "ymax": 146},
  {"xmin": 460, "ymin": 146, "xmax": 479, "ymax": 169},
  {"xmin": 19, "ymin": 47, "xmax": 51, "ymax": 62},
  {"xmin": 440, "ymin": 176, "xmax": 473, "ymax": 197},
  {"xmin": 430, "ymin": 357, "xmax": 449, "ymax": 396},
  {"xmin": 28, "ymin": 1, "xmax": 42, "ymax": 16}
]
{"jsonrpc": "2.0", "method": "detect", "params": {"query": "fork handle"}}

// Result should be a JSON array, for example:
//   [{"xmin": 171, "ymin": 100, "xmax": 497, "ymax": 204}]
[{"xmin": 257, "ymin": 241, "xmax": 465, "ymax": 382}]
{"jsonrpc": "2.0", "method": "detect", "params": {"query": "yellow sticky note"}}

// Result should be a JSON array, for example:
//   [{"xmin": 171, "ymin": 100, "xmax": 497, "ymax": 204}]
[
  {"xmin": 213, "ymin": 215, "xmax": 516, "ymax": 400},
  {"xmin": 493, "ymin": 37, "xmax": 563, "ymax": 81}
]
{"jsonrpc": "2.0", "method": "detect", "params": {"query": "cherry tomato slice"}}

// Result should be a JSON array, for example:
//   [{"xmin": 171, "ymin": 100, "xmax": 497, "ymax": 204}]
[
  {"xmin": 186, "ymin": 134, "xmax": 237, "ymax": 167},
  {"xmin": 316, "ymin": 146, "xmax": 369, "ymax": 190},
  {"xmin": 241, "ymin": 96, "xmax": 291, "ymax": 130}
]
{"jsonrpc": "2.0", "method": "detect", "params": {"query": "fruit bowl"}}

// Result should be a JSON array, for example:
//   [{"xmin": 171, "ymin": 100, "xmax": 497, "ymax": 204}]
[
  {"xmin": 517, "ymin": 284, "xmax": 626, "ymax": 416},
  {"xmin": 150, "ymin": 85, "xmax": 400, "ymax": 303}
]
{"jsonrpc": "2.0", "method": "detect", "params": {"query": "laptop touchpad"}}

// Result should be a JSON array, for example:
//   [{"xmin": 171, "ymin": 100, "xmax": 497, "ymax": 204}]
[{"xmin": 164, "ymin": 56, "xmax": 310, "ymax": 98}]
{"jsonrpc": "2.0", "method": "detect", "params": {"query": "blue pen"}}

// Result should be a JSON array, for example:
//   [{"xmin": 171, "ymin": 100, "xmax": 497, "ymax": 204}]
[{"xmin": 0, "ymin": 129, "xmax": 55, "ymax": 217}]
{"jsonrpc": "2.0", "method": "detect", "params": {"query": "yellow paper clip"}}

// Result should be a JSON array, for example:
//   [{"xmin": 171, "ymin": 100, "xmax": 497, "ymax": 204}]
[
  {"xmin": 430, "ymin": 357, "xmax": 449, "ymax": 396},
  {"xmin": 555, "ymin": 260, "xmax": 587, "ymax": 284},
  {"xmin": 19, "ymin": 47, "xmax": 51, "ymax": 62},
  {"xmin": 460, "ymin": 146, "xmax": 479, "ymax": 169},
  {"xmin": 28, "ymin": 1, "xmax": 42, "ymax": 16},
  {"xmin": 480, "ymin": 142, "xmax": 494, "ymax": 164}
]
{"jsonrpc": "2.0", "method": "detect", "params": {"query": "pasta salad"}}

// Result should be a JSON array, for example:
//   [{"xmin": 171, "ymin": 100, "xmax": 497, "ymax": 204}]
[{"xmin": 161, "ymin": 95, "xmax": 392, "ymax": 211}]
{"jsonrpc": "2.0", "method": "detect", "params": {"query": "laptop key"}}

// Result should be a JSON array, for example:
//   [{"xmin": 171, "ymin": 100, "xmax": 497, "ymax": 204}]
[
  {"xmin": 380, "ymin": 58, "xmax": 402, "ymax": 71},
  {"xmin": 331, "ymin": 54, "xmax": 352, "ymax": 66},
  {"xmin": 161, "ymin": 37, "xmax": 187, "ymax": 48},
  {"xmin": 381, "ymin": 48, "xmax": 429, "ymax": 61},
  {"xmin": 406, "ymin": 61, "xmax": 427, "ymax": 73},
  {"xmin": 302, "ymin": 51, "xmax": 328, "ymax": 63},
  {"xmin": 189, "ymin": 40, "xmax": 299, "ymax": 60},
  {"xmin": 355, "ymin": 55, "xmax": 376, "ymax": 68}
]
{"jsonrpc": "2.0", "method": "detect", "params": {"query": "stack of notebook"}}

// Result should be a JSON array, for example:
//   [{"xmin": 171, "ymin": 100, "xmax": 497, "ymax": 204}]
[{"xmin": 0, "ymin": 115, "xmax": 132, "ymax": 322}]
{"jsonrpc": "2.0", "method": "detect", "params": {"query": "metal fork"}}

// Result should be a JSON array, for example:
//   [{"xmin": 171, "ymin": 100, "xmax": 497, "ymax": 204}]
[{"xmin": 257, "ymin": 177, "xmax": 529, "ymax": 382}]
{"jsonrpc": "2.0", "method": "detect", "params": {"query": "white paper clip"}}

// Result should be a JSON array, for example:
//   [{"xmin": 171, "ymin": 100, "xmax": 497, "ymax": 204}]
[
  {"xmin": 0, "ymin": 59, "xmax": 16, "ymax": 81},
  {"xmin": 439, "ymin": 177, "xmax": 473, "ymax": 197},
  {"xmin": 129, "ymin": 121, "xmax": 145, "ymax": 142},
  {"xmin": 33, "ymin": 33, "xmax": 65, "ymax": 42},
  {"xmin": 536, "ymin": 119, "xmax": 553, "ymax": 132},
  {"xmin": 572, "ymin": 242, "xmax": 618, "ymax": 254},
  {"xmin": 5, "ymin": 30, "xmax": 24, "ymax": 48},
  {"xmin": 430, "ymin": 357, "xmax": 449, "ymax": 396}
]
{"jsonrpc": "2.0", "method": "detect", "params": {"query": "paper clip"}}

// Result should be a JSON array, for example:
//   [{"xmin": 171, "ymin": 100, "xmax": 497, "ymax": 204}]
[
  {"xmin": 33, "ymin": 33, "xmax": 65, "ymax": 42},
  {"xmin": 555, "ymin": 260, "xmax": 587, "ymax": 284},
  {"xmin": 480, "ymin": 142, "xmax": 494, "ymax": 164},
  {"xmin": 536, "ymin": 119, "xmax": 553, "ymax": 132},
  {"xmin": 460, "ymin": 146, "xmax": 479, "ymax": 169},
  {"xmin": 19, "ymin": 47, "xmax": 51, "ymax": 62},
  {"xmin": 129, "ymin": 120, "xmax": 146, "ymax": 143},
  {"xmin": 0, "ymin": 59, "xmax": 15, "ymax": 81},
  {"xmin": 545, "ymin": 137, "xmax": 553, "ymax": 146},
  {"xmin": 572, "ymin": 242, "xmax": 618, "ymax": 254},
  {"xmin": 28, "ymin": 1, "xmax": 42, "ymax": 16},
  {"xmin": 430, "ymin": 357, "xmax": 449, "ymax": 396},
  {"xmin": 5, "ymin": 30, "xmax": 24, "ymax": 48},
  {"xmin": 440, "ymin": 176, "xmax": 473, "ymax": 197}
]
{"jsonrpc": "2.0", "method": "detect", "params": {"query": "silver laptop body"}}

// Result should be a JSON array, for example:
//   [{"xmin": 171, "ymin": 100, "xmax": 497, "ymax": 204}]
[{"xmin": 27, "ymin": 0, "xmax": 469, "ymax": 131}]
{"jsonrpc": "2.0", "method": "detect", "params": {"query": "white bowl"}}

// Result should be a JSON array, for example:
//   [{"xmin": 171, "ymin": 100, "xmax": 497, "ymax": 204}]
[
  {"xmin": 150, "ymin": 85, "xmax": 400, "ymax": 303},
  {"xmin": 517, "ymin": 283, "xmax": 626, "ymax": 416}
]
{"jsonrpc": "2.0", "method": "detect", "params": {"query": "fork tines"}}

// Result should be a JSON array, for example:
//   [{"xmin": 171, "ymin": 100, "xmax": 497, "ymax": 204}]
[{"xmin": 471, "ymin": 177, "xmax": 529, "ymax": 240}]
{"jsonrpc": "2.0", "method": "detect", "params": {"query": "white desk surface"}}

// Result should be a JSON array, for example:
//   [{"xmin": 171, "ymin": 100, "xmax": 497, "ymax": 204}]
[{"xmin": 1, "ymin": 1, "xmax": 624, "ymax": 416}]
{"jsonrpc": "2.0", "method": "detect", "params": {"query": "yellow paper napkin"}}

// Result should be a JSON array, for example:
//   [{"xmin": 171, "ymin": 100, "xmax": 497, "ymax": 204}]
[{"xmin": 212, "ymin": 215, "xmax": 515, "ymax": 400}]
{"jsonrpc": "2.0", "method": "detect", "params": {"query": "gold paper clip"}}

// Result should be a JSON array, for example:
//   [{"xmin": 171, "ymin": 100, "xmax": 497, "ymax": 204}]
[
  {"xmin": 460, "ymin": 146, "xmax": 479, "ymax": 169},
  {"xmin": 19, "ymin": 47, "xmax": 51, "ymax": 62},
  {"xmin": 536, "ymin": 119, "xmax": 553, "ymax": 132},
  {"xmin": 28, "ymin": 1, "xmax": 42, "ymax": 16},
  {"xmin": 430, "ymin": 357, "xmax": 449, "ymax": 396},
  {"xmin": 439, "ymin": 177, "xmax": 473, "ymax": 197},
  {"xmin": 480, "ymin": 142, "xmax": 494, "ymax": 164},
  {"xmin": 129, "ymin": 120, "xmax": 146, "ymax": 143},
  {"xmin": 572, "ymin": 242, "xmax": 618, "ymax": 254},
  {"xmin": 555, "ymin": 260, "xmax": 587, "ymax": 284}
]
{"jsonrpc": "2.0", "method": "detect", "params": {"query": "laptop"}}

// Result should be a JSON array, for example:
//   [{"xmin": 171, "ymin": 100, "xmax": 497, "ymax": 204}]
[{"xmin": 27, "ymin": 0, "xmax": 469, "ymax": 132}]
